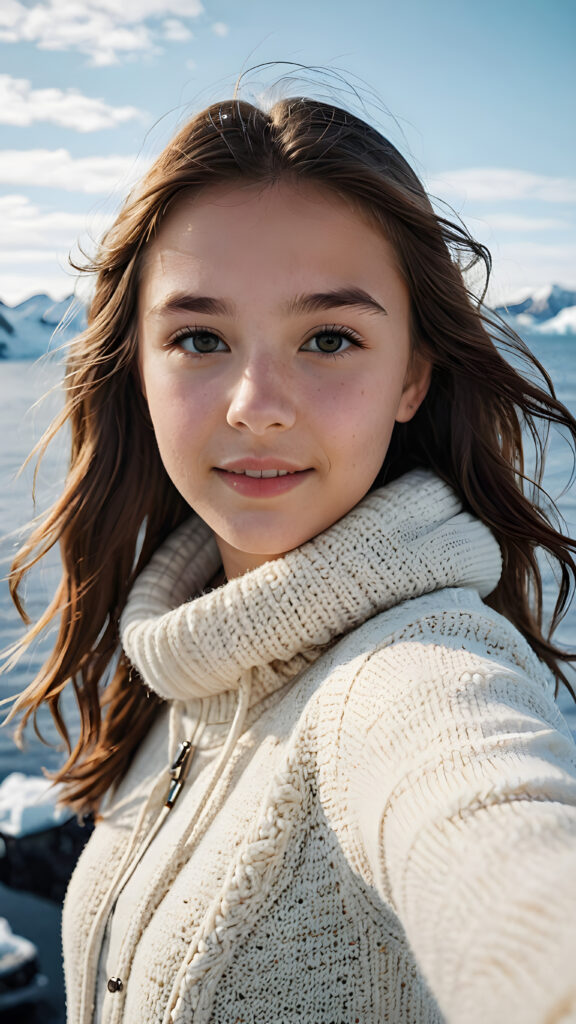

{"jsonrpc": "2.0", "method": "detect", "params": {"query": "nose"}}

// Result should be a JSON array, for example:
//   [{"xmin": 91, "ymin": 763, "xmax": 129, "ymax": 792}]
[{"xmin": 226, "ymin": 358, "xmax": 296, "ymax": 434}]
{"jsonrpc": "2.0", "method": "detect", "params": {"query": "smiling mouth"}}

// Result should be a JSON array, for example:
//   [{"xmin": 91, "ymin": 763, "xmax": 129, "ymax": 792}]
[
  {"xmin": 224, "ymin": 468, "xmax": 294, "ymax": 478},
  {"xmin": 214, "ymin": 465, "xmax": 312, "ymax": 494}
]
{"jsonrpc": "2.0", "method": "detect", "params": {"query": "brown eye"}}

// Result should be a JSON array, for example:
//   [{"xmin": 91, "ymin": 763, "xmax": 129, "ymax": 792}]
[
  {"xmin": 173, "ymin": 330, "xmax": 227, "ymax": 353},
  {"xmin": 301, "ymin": 329, "xmax": 359, "ymax": 354},
  {"xmin": 314, "ymin": 332, "xmax": 347, "ymax": 353}
]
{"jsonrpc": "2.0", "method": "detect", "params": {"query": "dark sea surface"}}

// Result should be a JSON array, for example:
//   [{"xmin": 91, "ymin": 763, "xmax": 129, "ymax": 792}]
[{"xmin": 1, "ymin": 338, "xmax": 576, "ymax": 779}]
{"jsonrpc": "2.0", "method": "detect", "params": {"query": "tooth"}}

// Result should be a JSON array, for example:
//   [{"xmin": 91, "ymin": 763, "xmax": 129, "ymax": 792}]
[{"xmin": 226, "ymin": 467, "xmax": 296, "ymax": 478}]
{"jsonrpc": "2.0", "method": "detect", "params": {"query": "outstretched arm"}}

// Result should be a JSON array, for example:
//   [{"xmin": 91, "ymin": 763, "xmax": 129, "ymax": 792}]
[{"xmin": 342, "ymin": 612, "xmax": 576, "ymax": 1024}]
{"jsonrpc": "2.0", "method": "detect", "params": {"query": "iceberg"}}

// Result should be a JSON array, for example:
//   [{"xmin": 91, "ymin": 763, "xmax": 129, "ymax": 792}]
[
  {"xmin": 0, "ymin": 772, "xmax": 69, "ymax": 838},
  {"xmin": 494, "ymin": 284, "xmax": 576, "ymax": 335},
  {"xmin": 0, "ymin": 772, "xmax": 92, "ymax": 903},
  {"xmin": 532, "ymin": 305, "xmax": 576, "ymax": 335},
  {"xmin": 0, "ymin": 916, "xmax": 47, "ymax": 1011},
  {"xmin": 0, "ymin": 293, "xmax": 86, "ymax": 359}
]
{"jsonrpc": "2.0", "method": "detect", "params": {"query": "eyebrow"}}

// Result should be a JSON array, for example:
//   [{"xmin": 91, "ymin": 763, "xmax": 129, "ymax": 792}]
[{"xmin": 147, "ymin": 286, "xmax": 388, "ymax": 319}]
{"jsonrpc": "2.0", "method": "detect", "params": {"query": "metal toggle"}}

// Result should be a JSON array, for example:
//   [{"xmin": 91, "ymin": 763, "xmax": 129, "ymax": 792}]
[{"xmin": 165, "ymin": 740, "xmax": 193, "ymax": 808}]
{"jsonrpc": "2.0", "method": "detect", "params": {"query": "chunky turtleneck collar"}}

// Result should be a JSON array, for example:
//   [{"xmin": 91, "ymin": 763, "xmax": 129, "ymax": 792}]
[{"xmin": 120, "ymin": 470, "xmax": 502, "ymax": 707}]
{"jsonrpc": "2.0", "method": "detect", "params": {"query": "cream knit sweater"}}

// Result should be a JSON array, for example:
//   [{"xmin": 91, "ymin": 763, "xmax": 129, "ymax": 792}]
[{"xmin": 62, "ymin": 470, "xmax": 576, "ymax": 1024}]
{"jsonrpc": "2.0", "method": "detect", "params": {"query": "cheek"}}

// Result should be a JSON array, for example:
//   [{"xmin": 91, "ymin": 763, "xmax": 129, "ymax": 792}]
[
  {"xmin": 143, "ymin": 364, "xmax": 204, "ymax": 429},
  {"xmin": 333, "ymin": 377, "xmax": 402, "ymax": 467},
  {"xmin": 141, "ymin": 371, "xmax": 209, "ymax": 476}
]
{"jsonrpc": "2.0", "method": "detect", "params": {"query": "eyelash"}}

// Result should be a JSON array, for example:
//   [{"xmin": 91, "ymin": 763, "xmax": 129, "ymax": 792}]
[{"xmin": 167, "ymin": 323, "xmax": 366, "ymax": 357}]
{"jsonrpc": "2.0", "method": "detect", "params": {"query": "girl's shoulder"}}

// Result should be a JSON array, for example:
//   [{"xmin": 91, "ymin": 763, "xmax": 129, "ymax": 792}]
[
  {"xmin": 310, "ymin": 585, "xmax": 554, "ymax": 701},
  {"xmin": 295, "ymin": 585, "xmax": 569, "ymax": 761},
  {"xmin": 299, "ymin": 586, "xmax": 576, "ymax": 852}
]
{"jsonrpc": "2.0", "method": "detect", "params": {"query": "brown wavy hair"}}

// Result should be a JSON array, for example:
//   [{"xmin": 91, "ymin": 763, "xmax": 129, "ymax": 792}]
[{"xmin": 4, "ymin": 93, "xmax": 576, "ymax": 812}]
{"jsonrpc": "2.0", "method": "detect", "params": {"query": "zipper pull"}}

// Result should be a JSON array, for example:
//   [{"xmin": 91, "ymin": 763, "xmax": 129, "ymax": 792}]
[{"xmin": 166, "ymin": 740, "xmax": 193, "ymax": 808}]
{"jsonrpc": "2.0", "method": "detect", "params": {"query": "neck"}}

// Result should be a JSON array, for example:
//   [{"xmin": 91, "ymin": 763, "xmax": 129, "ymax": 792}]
[{"xmin": 214, "ymin": 535, "xmax": 287, "ymax": 580}]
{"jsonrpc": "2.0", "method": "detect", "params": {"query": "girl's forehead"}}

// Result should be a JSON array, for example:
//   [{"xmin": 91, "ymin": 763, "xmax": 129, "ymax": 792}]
[
  {"xmin": 138, "ymin": 180, "xmax": 398, "ymax": 301},
  {"xmin": 147, "ymin": 179, "xmax": 378, "ymax": 250}
]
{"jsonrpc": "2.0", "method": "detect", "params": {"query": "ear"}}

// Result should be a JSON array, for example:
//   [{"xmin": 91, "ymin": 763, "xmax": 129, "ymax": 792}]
[{"xmin": 395, "ymin": 352, "xmax": 432, "ymax": 423}]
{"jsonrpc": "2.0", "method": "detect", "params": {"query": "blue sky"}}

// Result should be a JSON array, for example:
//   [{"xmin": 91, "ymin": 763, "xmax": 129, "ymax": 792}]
[{"xmin": 0, "ymin": 0, "xmax": 574, "ymax": 304}]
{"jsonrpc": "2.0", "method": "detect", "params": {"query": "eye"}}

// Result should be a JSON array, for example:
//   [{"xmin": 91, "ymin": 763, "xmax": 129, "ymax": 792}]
[
  {"xmin": 301, "ymin": 326, "xmax": 363, "ymax": 355},
  {"xmin": 170, "ymin": 327, "xmax": 228, "ymax": 354}
]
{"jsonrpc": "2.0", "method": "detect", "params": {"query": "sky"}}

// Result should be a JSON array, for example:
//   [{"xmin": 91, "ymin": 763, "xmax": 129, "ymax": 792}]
[{"xmin": 0, "ymin": 0, "xmax": 574, "ymax": 306}]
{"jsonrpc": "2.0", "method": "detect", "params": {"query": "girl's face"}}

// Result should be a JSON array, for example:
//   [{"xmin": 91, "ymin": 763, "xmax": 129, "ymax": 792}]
[{"xmin": 138, "ymin": 181, "xmax": 431, "ymax": 579}]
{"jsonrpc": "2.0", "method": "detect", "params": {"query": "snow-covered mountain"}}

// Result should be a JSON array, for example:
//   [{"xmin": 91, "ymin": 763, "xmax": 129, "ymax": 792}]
[
  {"xmin": 0, "ymin": 293, "xmax": 87, "ymax": 359},
  {"xmin": 494, "ymin": 284, "xmax": 576, "ymax": 336}
]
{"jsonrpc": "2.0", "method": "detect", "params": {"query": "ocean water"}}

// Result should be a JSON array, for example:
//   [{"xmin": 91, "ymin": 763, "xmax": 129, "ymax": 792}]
[{"xmin": 1, "ymin": 337, "xmax": 575, "ymax": 781}]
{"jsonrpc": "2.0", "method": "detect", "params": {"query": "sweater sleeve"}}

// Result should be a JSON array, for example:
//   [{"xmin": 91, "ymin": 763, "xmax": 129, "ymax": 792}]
[{"xmin": 341, "ymin": 606, "xmax": 576, "ymax": 1024}]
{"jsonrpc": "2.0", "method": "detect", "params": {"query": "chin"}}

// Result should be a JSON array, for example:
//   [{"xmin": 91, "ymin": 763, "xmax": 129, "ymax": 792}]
[
  {"xmin": 219, "ymin": 527, "xmax": 314, "ymax": 564},
  {"xmin": 230, "ymin": 538, "xmax": 296, "ymax": 560}
]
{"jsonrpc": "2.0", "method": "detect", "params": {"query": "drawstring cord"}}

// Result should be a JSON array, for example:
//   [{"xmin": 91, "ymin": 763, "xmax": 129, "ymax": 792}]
[
  {"xmin": 183, "ymin": 674, "xmax": 252, "ymax": 850},
  {"xmin": 106, "ymin": 674, "xmax": 252, "ymax": 1024}
]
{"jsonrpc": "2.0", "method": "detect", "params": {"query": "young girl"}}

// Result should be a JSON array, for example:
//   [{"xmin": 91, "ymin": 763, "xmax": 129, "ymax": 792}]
[{"xmin": 5, "ymin": 94, "xmax": 576, "ymax": 1024}]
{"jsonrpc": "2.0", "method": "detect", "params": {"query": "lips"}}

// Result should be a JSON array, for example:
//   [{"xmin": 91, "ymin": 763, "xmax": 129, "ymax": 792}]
[{"xmin": 214, "ymin": 463, "xmax": 313, "ymax": 497}]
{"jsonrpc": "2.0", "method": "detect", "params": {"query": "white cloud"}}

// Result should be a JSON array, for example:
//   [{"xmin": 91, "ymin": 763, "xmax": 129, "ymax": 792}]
[
  {"xmin": 0, "ymin": 1, "xmax": 204, "ymax": 65},
  {"xmin": 0, "ymin": 194, "xmax": 114, "ymax": 302},
  {"xmin": 0, "ymin": 248, "xmax": 73, "ymax": 264},
  {"xmin": 0, "ymin": 194, "xmax": 111, "ymax": 252},
  {"xmin": 428, "ymin": 168, "xmax": 576, "ymax": 205},
  {"xmin": 211, "ymin": 21, "xmax": 228, "ymax": 36},
  {"xmin": 485, "ymin": 241, "xmax": 576, "ymax": 305},
  {"xmin": 162, "ymin": 18, "xmax": 192, "ymax": 42},
  {"xmin": 92, "ymin": 0, "xmax": 203, "ymax": 15},
  {"xmin": 0, "ymin": 0, "xmax": 23, "ymax": 28},
  {"xmin": 0, "ymin": 75, "xmax": 145, "ymax": 131},
  {"xmin": 423, "ymin": 168, "xmax": 576, "ymax": 300},
  {"xmin": 0, "ymin": 6, "xmax": 153, "ymax": 65},
  {"xmin": 473, "ymin": 214, "xmax": 568, "ymax": 233},
  {"xmin": 0, "ymin": 149, "xmax": 151, "ymax": 194},
  {"xmin": 0, "ymin": 271, "xmax": 80, "ymax": 305}
]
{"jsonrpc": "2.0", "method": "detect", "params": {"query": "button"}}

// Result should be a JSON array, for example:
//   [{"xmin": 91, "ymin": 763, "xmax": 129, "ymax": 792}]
[{"xmin": 107, "ymin": 977, "xmax": 123, "ymax": 993}]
